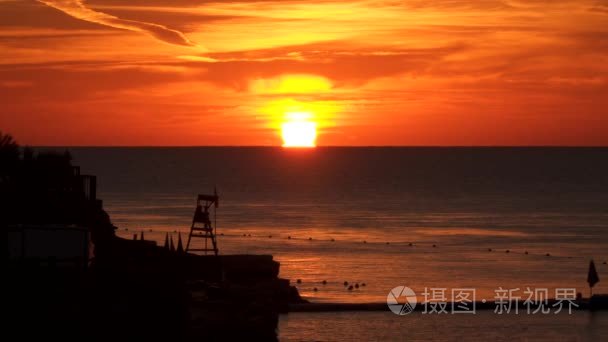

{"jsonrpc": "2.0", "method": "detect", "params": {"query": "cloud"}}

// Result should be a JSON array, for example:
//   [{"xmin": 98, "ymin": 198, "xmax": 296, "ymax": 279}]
[
  {"xmin": 1, "ymin": 0, "xmax": 607, "ymax": 146},
  {"xmin": 37, "ymin": 0, "xmax": 195, "ymax": 46}
]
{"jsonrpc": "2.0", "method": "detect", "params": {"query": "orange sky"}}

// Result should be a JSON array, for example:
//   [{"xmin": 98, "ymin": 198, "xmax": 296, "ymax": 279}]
[{"xmin": 1, "ymin": 0, "xmax": 607, "ymax": 146}]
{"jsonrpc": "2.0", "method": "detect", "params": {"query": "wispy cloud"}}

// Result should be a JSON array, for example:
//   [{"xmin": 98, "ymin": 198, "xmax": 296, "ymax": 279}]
[
  {"xmin": 2, "ymin": 0, "xmax": 607, "ymax": 145},
  {"xmin": 37, "ymin": 0, "xmax": 195, "ymax": 46}
]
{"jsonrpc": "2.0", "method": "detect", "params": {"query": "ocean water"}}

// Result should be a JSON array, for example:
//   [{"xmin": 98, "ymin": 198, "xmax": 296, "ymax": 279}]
[
  {"xmin": 66, "ymin": 147, "xmax": 608, "ymax": 303},
  {"xmin": 279, "ymin": 311, "xmax": 608, "ymax": 341}
]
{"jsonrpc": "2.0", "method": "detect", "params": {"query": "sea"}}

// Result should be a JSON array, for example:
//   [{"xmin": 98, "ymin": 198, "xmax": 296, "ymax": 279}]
[{"xmin": 65, "ymin": 147, "xmax": 608, "ymax": 340}]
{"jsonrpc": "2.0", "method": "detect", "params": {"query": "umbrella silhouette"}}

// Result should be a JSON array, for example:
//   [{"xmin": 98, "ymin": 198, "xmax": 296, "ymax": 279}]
[{"xmin": 588, "ymin": 260, "xmax": 600, "ymax": 296}]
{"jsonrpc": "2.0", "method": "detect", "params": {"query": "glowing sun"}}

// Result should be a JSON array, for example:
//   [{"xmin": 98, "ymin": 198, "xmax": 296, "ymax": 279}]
[{"xmin": 281, "ymin": 112, "xmax": 317, "ymax": 147}]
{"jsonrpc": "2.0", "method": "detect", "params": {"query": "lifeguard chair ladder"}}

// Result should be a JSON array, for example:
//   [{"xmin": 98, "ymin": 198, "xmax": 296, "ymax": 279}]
[{"xmin": 185, "ymin": 191, "xmax": 219, "ymax": 256}]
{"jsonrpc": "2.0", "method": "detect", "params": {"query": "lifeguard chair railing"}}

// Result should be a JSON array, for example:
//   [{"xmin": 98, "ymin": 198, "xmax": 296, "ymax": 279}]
[{"xmin": 185, "ymin": 192, "xmax": 219, "ymax": 256}]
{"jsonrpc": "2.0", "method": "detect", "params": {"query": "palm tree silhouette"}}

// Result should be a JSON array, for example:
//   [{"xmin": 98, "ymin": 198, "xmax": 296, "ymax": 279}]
[{"xmin": 0, "ymin": 131, "xmax": 19, "ymax": 157}]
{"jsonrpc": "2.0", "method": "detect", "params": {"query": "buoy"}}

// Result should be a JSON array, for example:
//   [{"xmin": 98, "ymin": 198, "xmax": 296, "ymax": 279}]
[
  {"xmin": 309, "ymin": 237, "xmax": 312, "ymax": 241},
  {"xmin": 322, "ymin": 280, "xmax": 327, "ymax": 285},
  {"xmin": 488, "ymin": 248, "xmax": 492, "ymax": 252},
  {"xmin": 361, "ymin": 283, "xmax": 366, "ymax": 287},
  {"xmin": 243, "ymin": 234, "xmax": 246, "ymax": 237},
  {"xmin": 386, "ymin": 242, "xmax": 390, "ymax": 245},
  {"xmin": 288, "ymin": 236, "xmax": 291, "ymax": 239},
  {"xmin": 331, "ymin": 238, "xmax": 335, "ymax": 242},
  {"xmin": 409, "ymin": 243, "xmax": 413, "ymax": 247},
  {"xmin": 603, "ymin": 261, "xmax": 607, "ymax": 265},
  {"xmin": 348, "ymin": 285, "xmax": 354, "ymax": 291},
  {"xmin": 432, "ymin": 244, "xmax": 437, "ymax": 248},
  {"xmin": 125, "ymin": 228, "xmax": 128, "ymax": 231},
  {"xmin": 149, "ymin": 229, "xmax": 152, "ymax": 232},
  {"xmin": 506, "ymin": 250, "xmax": 510, "ymax": 253},
  {"xmin": 268, "ymin": 235, "xmax": 272, "ymax": 238},
  {"xmin": 355, "ymin": 283, "xmax": 359, "ymax": 289},
  {"xmin": 344, "ymin": 281, "xmax": 348, "ymax": 286},
  {"xmin": 363, "ymin": 240, "xmax": 367, "ymax": 244},
  {"xmin": 546, "ymin": 253, "xmax": 551, "ymax": 257},
  {"xmin": 525, "ymin": 251, "xmax": 529, "ymax": 255},
  {"xmin": 296, "ymin": 279, "xmax": 302, "ymax": 284},
  {"xmin": 313, "ymin": 287, "xmax": 318, "ymax": 292}
]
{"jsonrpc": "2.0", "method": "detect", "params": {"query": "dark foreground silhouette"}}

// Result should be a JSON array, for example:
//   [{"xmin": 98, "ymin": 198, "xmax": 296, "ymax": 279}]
[{"xmin": 1, "ymin": 132, "xmax": 303, "ymax": 341}]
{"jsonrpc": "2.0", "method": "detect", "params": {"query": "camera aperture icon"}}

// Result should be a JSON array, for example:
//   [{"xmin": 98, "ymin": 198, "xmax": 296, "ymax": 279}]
[{"xmin": 387, "ymin": 286, "xmax": 417, "ymax": 315}]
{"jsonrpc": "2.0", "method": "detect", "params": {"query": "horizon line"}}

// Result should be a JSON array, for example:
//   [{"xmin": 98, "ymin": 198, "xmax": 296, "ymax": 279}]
[{"xmin": 33, "ymin": 145, "xmax": 608, "ymax": 148}]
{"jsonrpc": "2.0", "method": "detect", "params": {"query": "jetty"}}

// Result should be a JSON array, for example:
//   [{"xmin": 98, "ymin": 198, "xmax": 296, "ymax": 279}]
[{"xmin": 290, "ymin": 296, "xmax": 608, "ymax": 313}]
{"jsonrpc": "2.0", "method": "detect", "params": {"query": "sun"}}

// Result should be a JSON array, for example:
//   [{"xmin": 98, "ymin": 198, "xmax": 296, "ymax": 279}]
[
  {"xmin": 282, "ymin": 121, "xmax": 317, "ymax": 147},
  {"xmin": 281, "ymin": 111, "xmax": 317, "ymax": 147}
]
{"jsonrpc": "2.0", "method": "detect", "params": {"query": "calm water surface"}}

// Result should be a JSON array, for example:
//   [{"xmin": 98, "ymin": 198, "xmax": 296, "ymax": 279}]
[
  {"xmin": 279, "ymin": 311, "xmax": 608, "ymax": 341},
  {"xmin": 64, "ymin": 147, "xmax": 608, "ymax": 302}
]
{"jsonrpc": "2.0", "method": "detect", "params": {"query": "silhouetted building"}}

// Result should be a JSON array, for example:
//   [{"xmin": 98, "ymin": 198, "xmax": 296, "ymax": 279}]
[
  {"xmin": 7, "ymin": 225, "xmax": 92, "ymax": 270},
  {"xmin": 2, "ymin": 151, "xmax": 116, "ymax": 263}
]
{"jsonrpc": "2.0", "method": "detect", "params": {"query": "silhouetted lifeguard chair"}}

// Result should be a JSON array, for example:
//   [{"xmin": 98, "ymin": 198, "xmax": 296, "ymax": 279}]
[{"xmin": 185, "ymin": 191, "xmax": 219, "ymax": 256}]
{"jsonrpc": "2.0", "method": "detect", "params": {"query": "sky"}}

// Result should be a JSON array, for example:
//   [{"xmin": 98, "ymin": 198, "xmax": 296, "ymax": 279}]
[{"xmin": 1, "ymin": 0, "xmax": 607, "ymax": 146}]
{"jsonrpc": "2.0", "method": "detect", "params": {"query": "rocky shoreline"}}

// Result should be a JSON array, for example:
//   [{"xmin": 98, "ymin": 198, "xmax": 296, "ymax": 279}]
[
  {"xmin": 95, "ymin": 237, "xmax": 306, "ymax": 340},
  {"xmin": 7, "ymin": 235, "xmax": 306, "ymax": 341}
]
